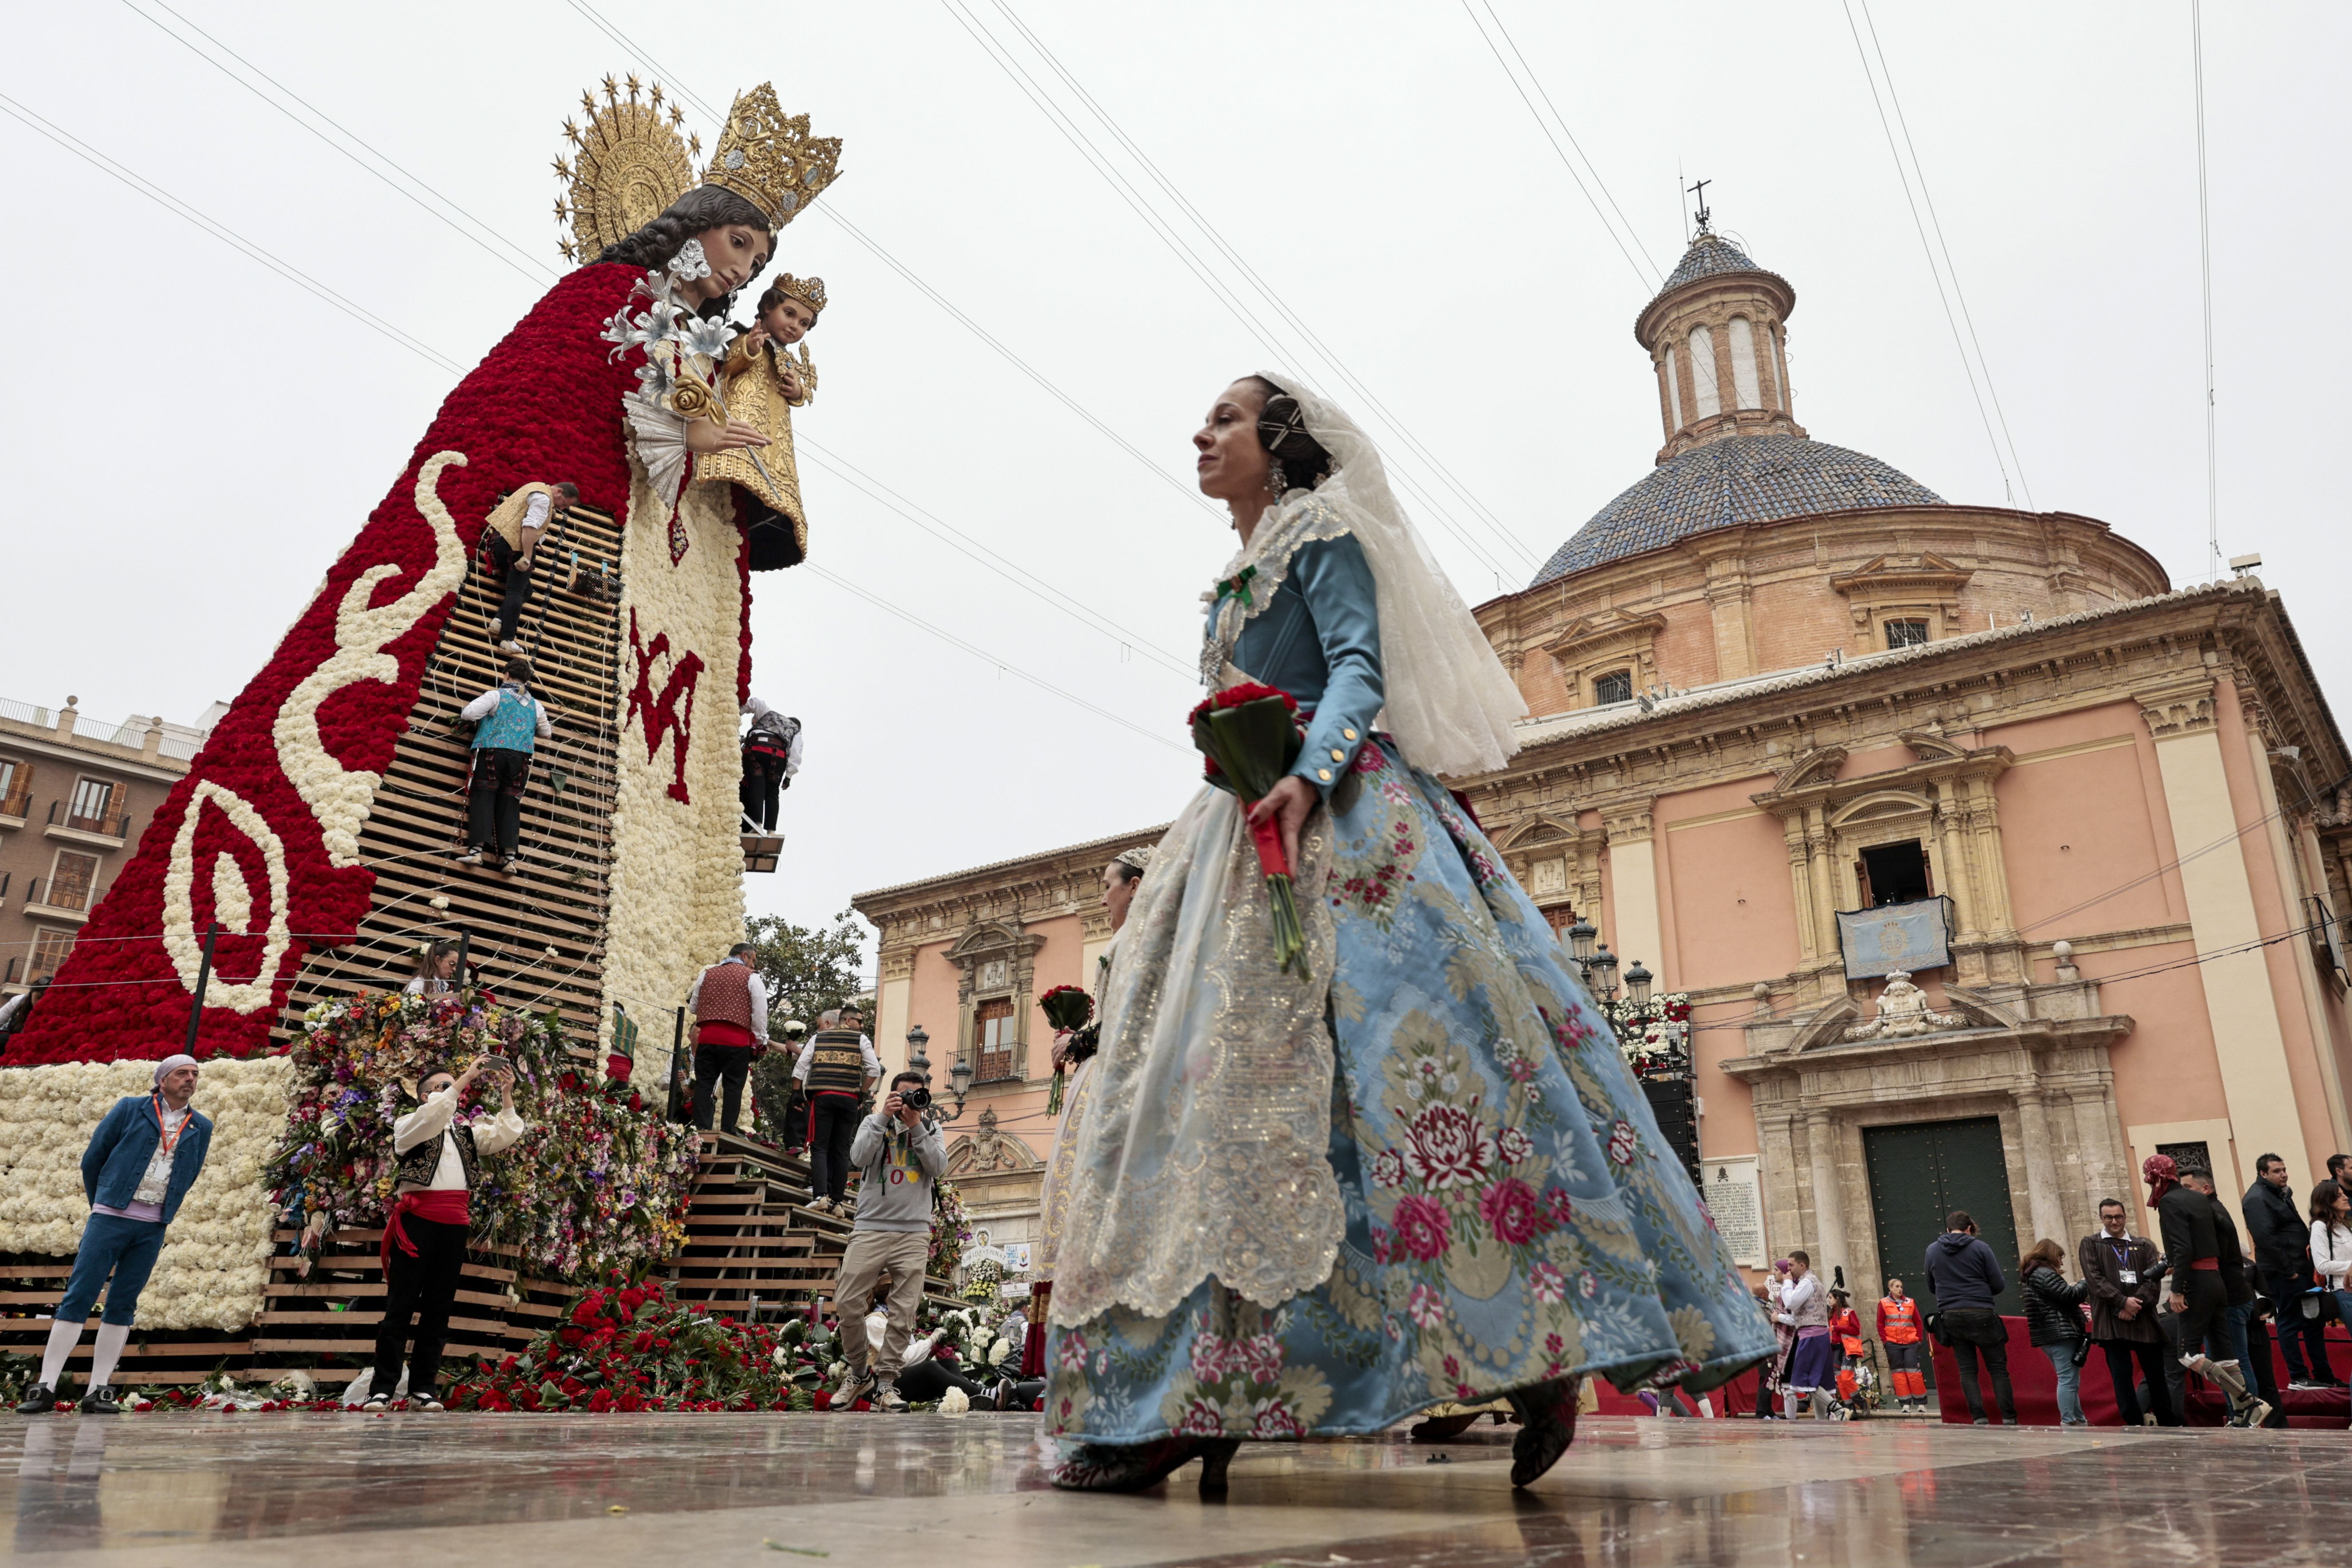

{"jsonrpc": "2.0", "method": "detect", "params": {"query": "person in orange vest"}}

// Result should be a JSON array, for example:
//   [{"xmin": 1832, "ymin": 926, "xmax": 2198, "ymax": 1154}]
[
  {"xmin": 1829, "ymin": 1289, "xmax": 1867, "ymax": 1413},
  {"xmin": 1877, "ymin": 1276, "xmax": 1927, "ymax": 1412}
]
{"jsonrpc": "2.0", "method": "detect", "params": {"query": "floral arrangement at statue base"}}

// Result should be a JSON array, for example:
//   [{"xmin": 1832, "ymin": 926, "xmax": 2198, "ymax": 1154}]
[
  {"xmin": 439, "ymin": 1278, "xmax": 1024, "ymax": 1413},
  {"xmin": 263, "ymin": 991, "xmax": 693, "ymax": 1282},
  {"xmin": 0, "ymin": 1057, "xmax": 295, "ymax": 1330}
]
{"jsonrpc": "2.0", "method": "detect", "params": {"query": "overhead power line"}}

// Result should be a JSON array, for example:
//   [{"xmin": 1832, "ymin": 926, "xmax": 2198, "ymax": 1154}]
[
  {"xmin": 2190, "ymin": 0, "xmax": 2221, "ymax": 582},
  {"xmin": 803, "ymin": 566, "xmax": 1187, "ymax": 752},
  {"xmin": 0, "ymin": 92, "xmax": 468, "ymax": 376},
  {"xmin": 1840, "ymin": 0, "xmax": 2033, "ymax": 510},
  {"xmin": 796, "ymin": 434, "xmax": 1198, "ymax": 677},
  {"xmin": 121, "ymin": 0, "xmax": 554, "ymax": 284},
  {"xmin": 954, "ymin": 0, "xmax": 1542, "ymax": 579},
  {"xmin": 1, "ymin": 89, "xmax": 1198, "ymax": 752},
  {"xmin": 561, "ymin": 0, "xmax": 1220, "ymax": 518},
  {"xmin": 1457, "ymin": 0, "xmax": 1662, "ymax": 294}
]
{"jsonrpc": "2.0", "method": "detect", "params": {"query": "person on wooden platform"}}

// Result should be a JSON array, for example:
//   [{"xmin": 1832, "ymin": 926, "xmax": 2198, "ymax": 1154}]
[
  {"xmin": 404, "ymin": 941, "xmax": 465, "ymax": 997},
  {"xmin": 739, "ymin": 697, "xmax": 802, "ymax": 834},
  {"xmin": 459, "ymin": 660, "xmax": 551, "ymax": 871},
  {"xmin": 360, "ymin": 1059, "xmax": 524, "ymax": 1411},
  {"xmin": 479, "ymin": 481, "xmax": 579, "ymax": 655},
  {"xmin": 687, "ymin": 942, "xmax": 769, "ymax": 1135},
  {"xmin": 15, "ymin": 1056, "xmax": 213, "ymax": 1415},
  {"xmin": 796, "ymin": 1006, "xmax": 879, "ymax": 1214}
]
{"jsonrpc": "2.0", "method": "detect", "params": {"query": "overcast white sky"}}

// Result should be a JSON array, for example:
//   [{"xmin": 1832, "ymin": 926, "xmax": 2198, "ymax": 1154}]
[{"xmin": 5, "ymin": 2, "xmax": 2344, "ymax": 977}]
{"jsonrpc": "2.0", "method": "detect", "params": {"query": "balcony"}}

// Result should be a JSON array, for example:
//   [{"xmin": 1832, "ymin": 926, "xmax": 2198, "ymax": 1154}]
[
  {"xmin": 44, "ymin": 796, "xmax": 130, "ymax": 850},
  {"xmin": 20, "ymin": 875, "xmax": 94, "ymax": 926}
]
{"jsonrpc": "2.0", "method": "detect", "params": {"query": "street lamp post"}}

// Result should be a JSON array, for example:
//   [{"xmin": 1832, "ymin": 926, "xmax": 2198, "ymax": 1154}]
[{"xmin": 903, "ymin": 1023, "xmax": 975, "ymax": 1123}]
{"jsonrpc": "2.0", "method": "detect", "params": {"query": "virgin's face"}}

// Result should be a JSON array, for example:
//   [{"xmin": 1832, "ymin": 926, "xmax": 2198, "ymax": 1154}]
[
  {"xmin": 765, "ymin": 298, "xmax": 816, "ymax": 344},
  {"xmin": 1194, "ymin": 381, "xmax": 1272, "ymax": 506},
  {"xmin": 1102, "ymin": 862, "xmax": 1135, "ymax": 926},
  {"xmin": 688, "ymin": 223, "xmax": 769, "ymax": 303}
]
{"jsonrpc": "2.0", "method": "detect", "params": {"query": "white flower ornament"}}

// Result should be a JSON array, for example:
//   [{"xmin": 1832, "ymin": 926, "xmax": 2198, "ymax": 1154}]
[
  {"xmin": 678, "ymin": 315, "xmax": 734, "ymax": 362},
  {"xmin": 666, "ymin": 237, "xmax": 712, "ymax": 283}
]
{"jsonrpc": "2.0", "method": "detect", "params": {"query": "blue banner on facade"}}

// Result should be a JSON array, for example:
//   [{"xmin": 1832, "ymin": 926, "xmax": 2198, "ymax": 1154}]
[{"xmin": 1836, "ymin": 897, "xmax": 1955, "ymax": 980}]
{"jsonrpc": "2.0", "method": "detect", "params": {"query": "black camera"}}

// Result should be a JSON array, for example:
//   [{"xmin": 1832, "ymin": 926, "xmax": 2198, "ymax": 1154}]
[{"xmin": 899, "ymin": 1084, "xmax": 932, "ymax": 1111}]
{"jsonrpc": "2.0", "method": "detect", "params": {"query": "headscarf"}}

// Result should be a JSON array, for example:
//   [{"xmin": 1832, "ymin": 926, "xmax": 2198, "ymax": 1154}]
[
  {"xmin": 2143, "ymin": 1152, "xmax": 2179, "ymax": 1210},
  {"xmin": 152, "ymin": 1053, "xmax": 199, "ymax": 1087}
]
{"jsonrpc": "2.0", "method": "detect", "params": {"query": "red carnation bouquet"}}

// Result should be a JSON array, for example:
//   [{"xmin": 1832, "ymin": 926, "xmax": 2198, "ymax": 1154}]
[
  {"xmin": 1190, "ymin": 683, "xmax": 1310, "ymax": 977},
  {"xmin": 1039, "ymin": 985, "xmax": 1094, "ymax": 1115}
]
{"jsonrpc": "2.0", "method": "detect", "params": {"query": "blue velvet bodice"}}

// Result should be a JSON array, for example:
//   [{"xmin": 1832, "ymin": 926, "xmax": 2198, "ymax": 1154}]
[{"xmin": 1223, "ymin": 533, "xmax": 1384, "ymax": 798}]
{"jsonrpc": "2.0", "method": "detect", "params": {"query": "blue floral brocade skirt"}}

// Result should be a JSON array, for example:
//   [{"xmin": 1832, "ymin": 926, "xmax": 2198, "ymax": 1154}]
[{"xmin": 1045, "ymin": 740, "xmax": 1774, "ymax": 1444}]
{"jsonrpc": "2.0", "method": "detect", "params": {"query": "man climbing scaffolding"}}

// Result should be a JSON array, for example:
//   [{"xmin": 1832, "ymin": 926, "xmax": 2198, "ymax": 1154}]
[
  {"xmin": 460, "ymin": 659, "xmax": 551, "ymax": 871},
  {"xmin": 480, "ymin": 481, "xmax": 579, "ymax": 656}
]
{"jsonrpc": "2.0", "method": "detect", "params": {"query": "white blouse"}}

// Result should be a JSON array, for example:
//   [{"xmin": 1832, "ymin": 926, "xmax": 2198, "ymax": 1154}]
[
  {"xmin": 394, "ymin": 1086, "xmax": 526, "ymax": 1191},
  {"xmin": 2313, "ymin": 1220, "xmax": 2352, "ymax": 1288}
]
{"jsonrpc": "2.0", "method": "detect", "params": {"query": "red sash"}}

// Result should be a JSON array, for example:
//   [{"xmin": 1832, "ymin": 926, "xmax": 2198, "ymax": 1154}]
[{"xmin": 382, "ymin": 1188, "xmax": 470, "ymax": 1275}]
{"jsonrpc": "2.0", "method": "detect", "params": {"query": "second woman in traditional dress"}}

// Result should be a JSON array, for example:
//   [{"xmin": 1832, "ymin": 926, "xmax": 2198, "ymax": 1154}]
[{"xmin": 1044, "ymin": 375, "xmax": 1773, "ymax": 1494}]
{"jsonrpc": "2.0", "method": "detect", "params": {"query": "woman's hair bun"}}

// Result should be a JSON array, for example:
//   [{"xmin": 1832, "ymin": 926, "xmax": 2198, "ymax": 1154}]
[{"xmin": 1254, "ymin": 386, "xmax": 1334, "ymax": 490}]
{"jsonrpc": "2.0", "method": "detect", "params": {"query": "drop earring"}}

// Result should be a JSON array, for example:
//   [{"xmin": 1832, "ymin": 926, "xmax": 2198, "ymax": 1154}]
[{"xmin": 1264, "ymin": 458, "xmax": 1288, "ymax": 500}]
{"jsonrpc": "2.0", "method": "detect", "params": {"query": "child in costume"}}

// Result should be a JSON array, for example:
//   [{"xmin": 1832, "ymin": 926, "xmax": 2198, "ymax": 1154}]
[{"xmin": 710, "ymin": 274, "xmax": 824, "ymax": 569}]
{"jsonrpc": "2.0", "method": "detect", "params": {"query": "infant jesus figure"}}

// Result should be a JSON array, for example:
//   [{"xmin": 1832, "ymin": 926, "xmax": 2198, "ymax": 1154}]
[{"xmin": 710, "ymin": 272, "xmax": 827, "ymax": 570}]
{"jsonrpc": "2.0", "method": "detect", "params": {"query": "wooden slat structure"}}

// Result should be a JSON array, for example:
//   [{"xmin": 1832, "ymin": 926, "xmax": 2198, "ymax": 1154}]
[
  {"xmin": 247, "ymin": 1227, "xmax": 577, "ymax": 1388},
  {"xmin": 0, "ymin": 1257, "xmax": 250, "ymax": 1387},
  {"xmin": 272, "ymin": 503, "xmax": 638, "ymax": 1057},
  {"xmin": 664, "ymin": 1132, "xmax": 962, "ymax": 1320}
]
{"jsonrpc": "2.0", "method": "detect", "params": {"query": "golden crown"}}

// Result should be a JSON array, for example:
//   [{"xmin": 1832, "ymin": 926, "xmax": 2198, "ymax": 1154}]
[
  {"xmin": 702, "ymin": 83, "xmax": 842, "ymax": 230},
  {"xmin": 768, "ymin": 273, "xmax": 828, "ymax": 317},
  {"xmin": 552, "ymin": 75, "xmax": 700, "ymax": 264}
]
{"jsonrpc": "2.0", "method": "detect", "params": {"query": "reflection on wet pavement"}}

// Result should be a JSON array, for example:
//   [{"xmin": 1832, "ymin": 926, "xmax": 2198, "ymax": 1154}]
[{"xmin": 4, "ymin": 1412, "xmax": 2340, "ymax": 1566}]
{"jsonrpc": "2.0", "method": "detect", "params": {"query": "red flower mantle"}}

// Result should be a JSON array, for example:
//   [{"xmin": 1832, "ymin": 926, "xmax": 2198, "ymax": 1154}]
[{"xmin": 11, "ymin": 265, "xmax": 647, "ymax": 1065}]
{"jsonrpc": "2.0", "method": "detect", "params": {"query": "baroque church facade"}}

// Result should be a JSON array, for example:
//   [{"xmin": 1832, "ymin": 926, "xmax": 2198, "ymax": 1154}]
[{"xmin": 856, "ymin": 230, "xmax": 2352, "ymax": 1308}]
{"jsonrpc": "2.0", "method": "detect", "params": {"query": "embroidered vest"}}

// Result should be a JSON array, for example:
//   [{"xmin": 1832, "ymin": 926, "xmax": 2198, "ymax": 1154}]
[
  {"xmin": 473, "ymin": 687, "xmax": 540, "ymax": 753},
  {"xmin": 695, "ymin": 961, "xmax": 755, "ymax": 1032},
  {"xmin": 394, "ymin": 1119, "xmax": 480, "ymax": 1191},
  {"xmin": 804, "ymin": 1029, "xmax": 867, "ymax": 1097},
  {"xmin": 482, "ymin": 482, "xmax": 557, "ymax": 551}
]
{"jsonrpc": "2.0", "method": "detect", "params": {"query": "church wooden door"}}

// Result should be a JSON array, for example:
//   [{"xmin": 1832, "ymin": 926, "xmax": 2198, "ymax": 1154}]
[{"xmin": 1863, "ymin": 1116, "xmax": 2022, "ymax": 1319}]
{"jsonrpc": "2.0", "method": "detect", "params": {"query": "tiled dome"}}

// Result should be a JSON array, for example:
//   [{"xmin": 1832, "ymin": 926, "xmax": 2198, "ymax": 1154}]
[
  {"xmin": 1529, "ymin": 435, "xmax": 1942, "ymax": 587},
  {"xmin": 1655, "ymin": 232, "xmax": 1781, "ymax": 295}
]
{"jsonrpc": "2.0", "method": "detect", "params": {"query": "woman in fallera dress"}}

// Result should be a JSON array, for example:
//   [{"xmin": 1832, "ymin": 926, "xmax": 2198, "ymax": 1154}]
[{"xmin": 1044, "ymin": 375, "xmax": 1774, "ymax": 1494}]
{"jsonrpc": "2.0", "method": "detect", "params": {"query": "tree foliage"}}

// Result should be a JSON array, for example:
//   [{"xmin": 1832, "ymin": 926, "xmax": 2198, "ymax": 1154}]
[{"xmin": 743, "ymin": 910, "xmax": 868, "ymax": 1040}]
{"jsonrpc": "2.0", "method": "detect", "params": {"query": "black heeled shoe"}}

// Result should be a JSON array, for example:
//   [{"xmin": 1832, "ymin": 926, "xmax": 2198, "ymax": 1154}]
[
  {"xmin": 1504, "ymin": 1376, "xmax": 1582, "ymax": 1488},
  {"xmin": 1051, "ymin": 1435, "xmax": 1240, "ymax": 1494},
  {"xmin": 1196, "ymin": 1438, "xmax": 1239, "ymax": 1494}
]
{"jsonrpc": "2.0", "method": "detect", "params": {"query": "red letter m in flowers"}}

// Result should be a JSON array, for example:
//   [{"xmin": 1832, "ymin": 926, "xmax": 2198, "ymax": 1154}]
[{"xmin": 626, "ymin": 609, "xmax": 704, "ymax": 804}]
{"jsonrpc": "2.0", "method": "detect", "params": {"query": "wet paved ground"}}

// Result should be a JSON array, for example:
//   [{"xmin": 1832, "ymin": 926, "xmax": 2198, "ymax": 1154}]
[{"xmin": 4, "ymin": 1411, "xmax": 2340, "ymax": 1566}]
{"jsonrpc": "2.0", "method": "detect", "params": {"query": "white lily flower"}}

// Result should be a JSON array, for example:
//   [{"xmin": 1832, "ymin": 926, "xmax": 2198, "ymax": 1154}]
[{"xmin": 678, "ymin": 315, "xmax": 734, "ymax": 362}]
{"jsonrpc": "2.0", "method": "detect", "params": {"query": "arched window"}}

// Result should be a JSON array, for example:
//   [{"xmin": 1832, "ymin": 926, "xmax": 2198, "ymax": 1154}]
[
  {"xmin": 1686, "ymin": 325, "xmax": 1721, "ymax": 418},
  {"xmin": 1728, "ymin": 316, "xmax": 1763, "ymax": 409},
  {"xmin": 1591, "ymin": 669, "xmax": 1634, "ymax": 706},
  {"xmin": 1663, "ymin": 346, "xmax": 1685, "ymax": 429},
  {"xmin": 1773, "ymin": 330, "xmax": 1793, "ymax": 411}
]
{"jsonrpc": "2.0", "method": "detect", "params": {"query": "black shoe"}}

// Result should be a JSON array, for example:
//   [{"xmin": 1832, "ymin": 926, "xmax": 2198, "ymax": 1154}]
[
  {"xmin": 14, "ymin": 1383, "xmax": 58, "ymax": 1415},
  {"xmin": 77, "ymin": 1385, "xmax": 122, "ymax": 1415}
]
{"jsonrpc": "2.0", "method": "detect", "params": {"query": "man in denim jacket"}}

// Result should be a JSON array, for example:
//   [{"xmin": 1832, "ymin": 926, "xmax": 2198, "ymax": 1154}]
[{"xmin": 14, "ymin": 1055, "xmax": 213, "ymax": 1414}]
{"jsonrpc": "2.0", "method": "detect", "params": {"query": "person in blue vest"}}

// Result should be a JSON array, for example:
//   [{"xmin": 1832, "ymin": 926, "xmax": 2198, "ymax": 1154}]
[
  {"xmin": 458, "ymin": 659, "xmax": 552, "ymax": 871},
  {"xmin": 16, "ymin": 1055, "xmax": 213, "ymax": 1414}
]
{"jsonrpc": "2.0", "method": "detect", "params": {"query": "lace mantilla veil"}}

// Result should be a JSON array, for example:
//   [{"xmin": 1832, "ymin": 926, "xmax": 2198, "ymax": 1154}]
[
  {"xmin": 1214, "ymin": 372, "xmax": 1528, "ymax": 777},
  {"xmin": 1048, "ymin": 376, "xmax": 1526, "ymax": 1330}
]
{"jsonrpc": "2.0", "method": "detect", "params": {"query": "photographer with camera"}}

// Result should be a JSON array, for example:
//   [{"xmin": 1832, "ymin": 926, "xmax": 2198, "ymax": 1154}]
[{"xmin": 828, "ymin": 1070, "xmax": 946, "ymax": 1413}]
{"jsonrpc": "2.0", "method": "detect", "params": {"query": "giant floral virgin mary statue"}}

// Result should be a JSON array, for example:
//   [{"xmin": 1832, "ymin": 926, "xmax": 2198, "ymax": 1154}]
[{"xmin": 14, "ymin": 82, "xmax": 839, "ymax": 1086}]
